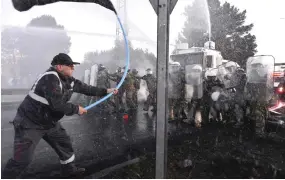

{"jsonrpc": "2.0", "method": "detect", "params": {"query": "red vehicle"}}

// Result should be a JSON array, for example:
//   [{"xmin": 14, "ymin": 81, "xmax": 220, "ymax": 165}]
[
  {"xmin": 268, "ymin": 62, "xmax": 285, "ymax": 119},
  {"xmin": 273, "ymin": 63, "xmax": 285, "ymax": 90},
  {"xmin": 269, "ymin": 75, "xmax": 285, "ymax": 115}
]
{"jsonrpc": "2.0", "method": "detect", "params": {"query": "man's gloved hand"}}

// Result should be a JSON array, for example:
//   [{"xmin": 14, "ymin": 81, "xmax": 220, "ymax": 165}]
[
  {"xmin": 78, "ymin": 106, "xmax": 87, "ymax": 115},
  {"xmin": 107, "ymin": 88, "xmax": 118, "ymax": 94}
]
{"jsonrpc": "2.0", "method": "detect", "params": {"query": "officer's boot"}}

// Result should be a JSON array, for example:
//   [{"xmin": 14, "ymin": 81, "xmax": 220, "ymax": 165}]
[{"xmin": 61, "ymin": 162, "xmax": 85, "ymax": 177}]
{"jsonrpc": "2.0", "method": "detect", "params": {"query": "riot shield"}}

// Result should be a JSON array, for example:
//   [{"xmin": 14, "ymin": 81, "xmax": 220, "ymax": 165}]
[
  {"xmin": 168, "ymin": 64, "xmax": 183, "ymax": 99},
  {"xmin": 90, "ymin": 64, "xmax": 99, "ymax": 86},
  {"xmin": 88, "ymin": 64, "xmax": 100, "ymax": 104},
  {"xmin": 71, "ymin": 64, "xmax": 99, "ymax": 104},
  {"xmin": 246, "ymin": 55, "xmax": 275, "ymax": 102},
  {"xmin": 204, "ymin": 68, "xmax": 218, "ymax": 80},
  {"xmin": 184, "ymin": 64, "xmax": 203, "ymax": 100},
  {"xmin": 217, "ymin": 61, "xmax": 239, "ymax": 89},
  {"xmin": 84, "ymin": 69, "xmax": 91, "ymax": 84}
]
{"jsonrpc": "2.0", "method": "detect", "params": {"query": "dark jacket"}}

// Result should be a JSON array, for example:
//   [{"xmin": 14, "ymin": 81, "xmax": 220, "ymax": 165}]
[
  {"xmin": 134, "ymin": 75, "xmax": 141, "ymax": 90},
  {"xmin": 141, "ymin": 74, "xmax": 156, "ymax": 93},
  {"xmin": 15, "ymin": 67, "xmax": 107, "ymax": 129},
  {"xmin": 124, "ymin": 73, "xmax": 136, "ymax": 90},
  {"xmin": 97, "ymin": 69, "xmax": 111, "ymax": 89},
  {"xmin": 108, "ymin": 72, "xmax": 123, "ymax": 85}
]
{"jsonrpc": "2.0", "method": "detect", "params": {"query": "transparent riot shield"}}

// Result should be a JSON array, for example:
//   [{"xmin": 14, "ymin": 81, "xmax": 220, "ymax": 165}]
[
  {"xmin": 168, "ymin": 64, "xmax": 183, "ymax": 99},
  {"xmin": 90, "ymin": 64, "xmax": 99, "ymax": 86},
  {"xmin": 246, "ymin": 55, "xmax": 275, "ymax": 102},
  {"xmin": 216, "ymin": 61, "xmax": 239, "ymax": 89},
  {"xmin": 204, "ymin": 68, "xmax": 218, "ymax": 80},
  {"xmin": 184, "ymin": 64, "xmax": 203, "ymax": 100}
]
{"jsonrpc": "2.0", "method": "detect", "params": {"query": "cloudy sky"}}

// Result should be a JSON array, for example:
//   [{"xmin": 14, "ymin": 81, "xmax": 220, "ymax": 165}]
[{"xmin": 1, "ymin": 0, "xmax": 285, "ymax": 63}]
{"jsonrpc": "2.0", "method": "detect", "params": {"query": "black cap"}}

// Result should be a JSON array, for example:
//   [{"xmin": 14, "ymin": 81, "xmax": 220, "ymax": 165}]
[{"xmin": 51, "ymin": 53, "xmax": 80, "ymax": 66}]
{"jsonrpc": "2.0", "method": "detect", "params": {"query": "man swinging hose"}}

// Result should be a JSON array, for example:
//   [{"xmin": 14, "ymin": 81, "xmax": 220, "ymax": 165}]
[{"xmin": 2, "ymin": 53, "xmax": 118, "ymax": 178}]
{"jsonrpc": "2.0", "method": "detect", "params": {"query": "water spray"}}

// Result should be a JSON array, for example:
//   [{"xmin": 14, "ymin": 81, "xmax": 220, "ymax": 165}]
[{"xmin": 204, "ymin": 0, "xmax": 211, "ymax": 42}]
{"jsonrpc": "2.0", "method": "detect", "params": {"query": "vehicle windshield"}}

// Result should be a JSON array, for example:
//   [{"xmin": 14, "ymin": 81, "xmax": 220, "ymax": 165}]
[{"xmin": 170, "ymin": 52, "xmax": 204, "ymax": 67}]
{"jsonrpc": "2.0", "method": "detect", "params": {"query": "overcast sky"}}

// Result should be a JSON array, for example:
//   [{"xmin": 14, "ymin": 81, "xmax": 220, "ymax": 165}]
[{"xmin": 1, "ymin": 0, "xmax": 285, "ymax": 63}]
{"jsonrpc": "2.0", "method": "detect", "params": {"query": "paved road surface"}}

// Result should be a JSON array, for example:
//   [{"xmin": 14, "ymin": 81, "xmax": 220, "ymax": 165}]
[
  {"xmin": 3, "ymin": 102, "xmax": 284, "ymax": 178},
  {"xmin": 1, "ymin": 103, "xmax": 184, "ymax": 178}
]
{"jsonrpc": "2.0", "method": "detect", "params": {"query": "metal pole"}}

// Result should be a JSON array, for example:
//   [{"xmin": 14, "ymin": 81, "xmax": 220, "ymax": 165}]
[{"xmin": 155, "ymin": 0, "xmax": 170, "ymax": 178}]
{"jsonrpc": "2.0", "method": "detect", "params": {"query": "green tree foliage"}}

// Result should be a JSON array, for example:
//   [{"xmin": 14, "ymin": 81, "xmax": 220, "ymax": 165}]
[{"xmin": 178, "ymin": 0, "xmax": 257, "ymax": 67}]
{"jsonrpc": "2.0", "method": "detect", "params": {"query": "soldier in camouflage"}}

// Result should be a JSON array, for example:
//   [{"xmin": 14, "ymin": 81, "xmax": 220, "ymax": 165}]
[
  {"xmin": 141, "ymin": 68, "xmax": 156, "ymax": 112},
  {"xmin": 109, "ymin": 67, "xmax": 125, "ymax": 111},
  {"xmin": 132, "ymin": 69, "xmax": 141, "ymax": 108},
  {"xmin": 124, "ymin": 68, "xmax": 137, "ymax": 109},
  {"xmin": 96, "ymin": 64, "xmax": 116, "ymax": 112}
]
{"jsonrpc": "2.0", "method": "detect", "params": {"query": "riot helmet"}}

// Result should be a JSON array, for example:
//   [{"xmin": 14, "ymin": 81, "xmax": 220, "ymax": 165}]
[
  {"xmin": 250, "ymin": 58, "xmax": 267, "ymax": 77},
  {"xmin": 116, "ymin": 67, "xmax": 122, "ymax": 73},
  {"xmin": 192, "ymin": 65, "xmax": 202, "ymax": 73},
  {"xmin": 132, "ymin": 69, "xmax": 138, "ymax": 75},
  {"xmin": 169, "ymin": 62, "xmax": 181, "ymax": 73},
  {"xmin": 146, "ymin": 68, "xmax": 153, "ymax": 75},
  {"xmin": 225, "ymin": 61, "xmax": 238, "ymax": 74},
  {"xmin": 98, "ymin": 64, "xmax": 106, "ymax": 71},
  {"xmin": 122, "ymin": 66, "xmax": 130, "ymax": 73},
  {"xmin": 205, "ymin": 68, "xmax": 217, "ymax": 81}
]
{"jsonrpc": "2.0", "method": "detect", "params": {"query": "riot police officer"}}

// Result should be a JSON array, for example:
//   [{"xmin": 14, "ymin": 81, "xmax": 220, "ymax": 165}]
[
  {"xmin": 141, "ymin": 68, "xmax": 156, "ymax": 112},
  {"xmin": 97, "ymin": 64, "xmax": 110, "ymax": 89},
  {"xmin": 97, "ymin": 64, "xmax": 116, "ymax": 112},
  {"xmin": 203, "ymin": 69, "xmax": 225, "ymax": 123},
  {"xmin": 245, "ymin": 57, "xmax": 272, "ymax": 137},
  {"xmin": 168, "ymin": 63, "xmax": 185, "ymax": 120},
  {"xmin": 109, "ymin": 67, "xmax": 125, "ymax": 111},
  {"xmin": 132, "ymin": 69, "xmax": 140, "ymax": 108},
  {"xmin": 124, "ymin": 67, "xmax": 137, "ymax": 109}
]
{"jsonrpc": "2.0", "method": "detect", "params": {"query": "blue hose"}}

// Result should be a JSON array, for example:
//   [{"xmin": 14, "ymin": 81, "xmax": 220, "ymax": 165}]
[{"xmin": 84, "ymin": 15, "xmax": 130, "ymax": 110}]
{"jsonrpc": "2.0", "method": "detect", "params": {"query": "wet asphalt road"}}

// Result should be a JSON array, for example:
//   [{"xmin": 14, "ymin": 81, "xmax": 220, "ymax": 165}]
[
  {"xmin": 3, "ymin": 101, "xmax": 284, "ymax": 178},
  {"xmin": 1, "ymin": 102, "xmax": 183, "ymax": 177}
]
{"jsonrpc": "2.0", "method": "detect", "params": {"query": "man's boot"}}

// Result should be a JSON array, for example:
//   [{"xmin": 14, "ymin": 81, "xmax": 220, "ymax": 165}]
[
  {"xmin": 61, "ymin": 162, "xmax": 85, "ymax": 177},
  {"xmin": 2, "ymin": 159, "xmax": 28, "ymax": 179}
]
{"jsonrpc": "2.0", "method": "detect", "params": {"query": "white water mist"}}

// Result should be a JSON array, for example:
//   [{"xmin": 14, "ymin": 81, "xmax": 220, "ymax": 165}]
[{"xmin": 203, "ymin": 0, "xmax": 212, "ymax": 41}]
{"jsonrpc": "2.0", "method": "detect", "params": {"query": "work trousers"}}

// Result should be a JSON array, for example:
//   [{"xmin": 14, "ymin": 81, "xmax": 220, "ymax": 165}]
[
  {"xmin": 169, "ymin": 98, "xmax": 184, "ymax": 120},
  {"xmin": 115, "ymin": 87, "xmax": 125, "ymax": 110},
  {"xmin": 2, "ymin": 121, "xmax": 74, "ymax": 178},
  {"xmin": 126, "ymin": 87, "xmax": 137, "ymax": 109},
  {"xmin": 143, "ymin": 91, "xmax": 156, "ymax": 111}
]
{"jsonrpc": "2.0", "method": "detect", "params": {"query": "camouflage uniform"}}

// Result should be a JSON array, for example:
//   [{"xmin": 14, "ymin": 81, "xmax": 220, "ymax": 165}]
[
  {"xmin": 124, "ymin": 69, "xmax": 137, "ymax": 109},
  {"xmin": 132, "ymin": 69, "xmax": 141, "ymax": 108},
  {"xmin": 245, "ymin": 83, "xmax": 268, "ymax": 136},
  {"xmin": 168, "ymin": 66, "xmax": 185, "ymax": 120},
  {"xmin": 202, "ymin": 77, "xmax": 224, "ymax": 124},
  {"xmin": 96, "ymin": 65, "xmax": 116, "ymax": 111},
  {"xmin": 109, "ymin": 67, "xmax": 125, "ymax": 110},
  {"xmin": 141, "ymin": 68, "xmax": 156, "ymax": 111}
]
